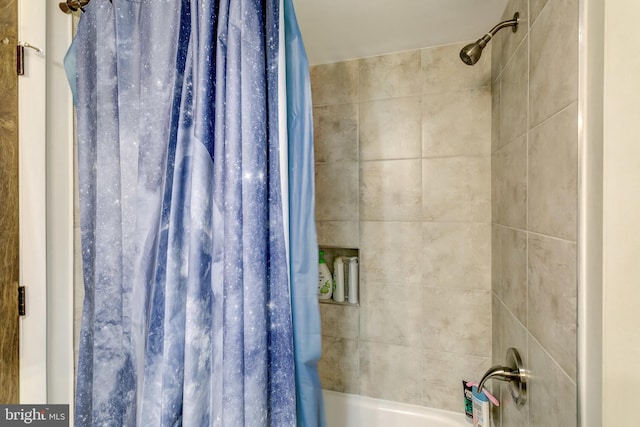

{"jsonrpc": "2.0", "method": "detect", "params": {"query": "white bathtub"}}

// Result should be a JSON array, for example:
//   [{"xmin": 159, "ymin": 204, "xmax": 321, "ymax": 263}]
[{"xmin": 322, "ymin": 390, "xmax": 469, "ymax": 427}]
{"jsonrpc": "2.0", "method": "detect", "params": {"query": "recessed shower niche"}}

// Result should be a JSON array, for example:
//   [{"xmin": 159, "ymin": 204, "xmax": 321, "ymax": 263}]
[{"xmin": 319, "ymin": 246, "xmax": 359, "ymax": 306}]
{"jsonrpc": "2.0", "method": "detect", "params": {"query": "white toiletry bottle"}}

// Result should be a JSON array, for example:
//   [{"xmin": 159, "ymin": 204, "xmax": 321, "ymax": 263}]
[
  {"xmin": 333, "ymin": 257, "xmax": 345, "ymax": 302},
  {"xmin": 347, "ymin": 257, "xmax": 358, "ymax": 304},
  {"xmin": 318, "ymin": 250, "xmax": 333, "ymax": 300}
]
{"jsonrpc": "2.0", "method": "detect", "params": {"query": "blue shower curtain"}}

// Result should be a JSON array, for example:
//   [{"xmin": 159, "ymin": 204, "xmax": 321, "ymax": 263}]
[
  {"xmin": 71, "ymin": 0, "xmax": 323, "ymax": 425},
  {"xmin": 283, "ymin": 0, "xmax": 326, "ymax": 426}
]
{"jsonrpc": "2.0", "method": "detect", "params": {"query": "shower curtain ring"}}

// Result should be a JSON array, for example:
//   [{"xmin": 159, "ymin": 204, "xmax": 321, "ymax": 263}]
[{"xmin": 59, "ymin": 0, "xmax": 91, "ymax": 14}]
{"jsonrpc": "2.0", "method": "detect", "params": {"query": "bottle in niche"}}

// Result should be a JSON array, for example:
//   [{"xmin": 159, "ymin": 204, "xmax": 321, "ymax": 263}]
[
  {"xmin": 318, "ymin": 250, "xmax": 332, "ymax": 300},
  {"xmin": 347, "ymin": 257, "xmax": 358, "ymax": 304},
  {"xmin": 333, "ymin": 257, "xmax": 345, "ymax": 302}
]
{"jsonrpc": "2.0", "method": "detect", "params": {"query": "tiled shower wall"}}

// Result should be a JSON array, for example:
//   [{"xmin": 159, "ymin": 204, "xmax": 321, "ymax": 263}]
[
  {"xmin": 311, "ymin": 42, "xmax": 493, "ymax": 411},
  {"xmin": 490, "ymin": 0, "xmax": 578, "ymax": 426}
]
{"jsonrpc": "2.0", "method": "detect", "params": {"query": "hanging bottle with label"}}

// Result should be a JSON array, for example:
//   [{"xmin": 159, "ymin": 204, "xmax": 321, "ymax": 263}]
[{"xmin": 472, "ymin": 386, "xmax": 490, "ymax": 427}]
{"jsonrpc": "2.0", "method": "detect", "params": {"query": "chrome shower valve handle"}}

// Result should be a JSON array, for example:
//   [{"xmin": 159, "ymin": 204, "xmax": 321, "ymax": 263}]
[{"xmin": 477, "ymin": 347, "xmax": 527, "ymax": 406}]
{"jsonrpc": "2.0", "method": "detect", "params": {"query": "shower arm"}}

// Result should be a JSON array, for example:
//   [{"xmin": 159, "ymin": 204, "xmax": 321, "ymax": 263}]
[
  {"xmin": 488, "ymin": 13, "xmax": 520, "ymax": 37},
  {"xmin": 476, "ymin": 13, "xmax": 520, "ymax": 47}
]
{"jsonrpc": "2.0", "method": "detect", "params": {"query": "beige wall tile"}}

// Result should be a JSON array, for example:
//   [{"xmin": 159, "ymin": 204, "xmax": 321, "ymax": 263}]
[
  {"xmin": 528, "ymin": 234, "xmax": 577, "ymax": 380},
  {"xmin": 360, "ymin": 282, "xmax": 422, "ymax": 346},
  {"xmin": 529, "ymin": 0, "xmax": 579, "ymax": 127},
  {"xmin": 492, "ymin": 135, "xmax": 527, "ymax": 229},
  {"xmin": 360, "ymin": 159, "xmax": 422, "ymax": 221},
  {"xmin": 310, "ymin": 61, "xmax": 359, "ymax": 106},
  {"xmin": 421, "ymin": 88, "xmax": 491, "ymax": 157},
  {"xmin": 491, "ymin": 28, "xmax": 504, "ymax": 82},
  {"xmin": 422, "ymin": 349, "xmax": 491, "ymax": 411},
  {"xmin": 360, "ymin": 341, "xmax": 423, "ymax": 405},
  {"xmin": 496, "ymin": 304, "xmax": 529, "ymax": 427},
  {"xmin": 530, "ymin": 0, "xmax": 550, "ymax": 25},
  {"xmin": 500, "ymin": 377, "xmax": 529, "ymax": 427},
  {"xmin": 490, "ymin": 0, "xmax": 580, "ymax": 423},
  {"xmin": 500, "ymin": 39, "xmax": 528, "ymax": 145},
  {"xmin": 492, "ymin": 227, "xmax": 503, "ymax": 296},
  {"xmin": 492, "ymin": 294, "xmax": 502, "ymax": 365},
  {"xmin": 316, "ymin": 221, "xmax": 359, "ymax": 248},
  {"xmin": 360, "ymin": 221, "xmax": 423, "ymax": 284},
  {"xmin": 528, "ymin": 336, "xmax": 577, "ymax": 427},
  {"xmin": 528, "ymin": 103, "xmax": 578, "ymax": 241},
  {"xmin": 491, "ymin": 78, "xmax": 502, "ymax": 152},
  {"xmin": 491, "ymin": 0, "xmax": 527, "ymax": 81},
  {"xmin": 489, "ymin": 297, "xmax": 502, "ymax": 427},
  {"xmin": 498, "ymin": 303, "xmax": 528, "ymax": 367},
  {"xmin": 319, "ymin": 303, "xmax": 359, "ymax": 340},
  {"xmin": 422, "ymin": 222, "xmax": 491, "ymax": 290},
  {"xmin": 359, "ymin": 50, "xmax": 421, "ymax": 101},
  {"xmin": 422, "ymin": 287, "xmax": 492, "ymax": 357},
  {"xmin": 360, "ymin": 98, "xmax": 421, "ymax": 161},
  {"xmin": 315, "ymin": 162, "xmax": 358, "ymax": 221},
  {"xmin": 313, "ymin": 104, "xmax": 358, "ymax": 163},
  {"xmin": 319, "ymin": 337, "xmax": 359, "ymax": 394},
  {"xmin": 422, "ymin": 43, "xmax": 491, "ymax": 94},
  {"xmin": 423, "ymin": 157, "xmax": 491, "ymax": 222},
  {"xmin": 490, "ymin": 395, "xmax": 502, "ymax": 427},
  {"xmin": 497, "ymin": 226, "xmax": 527, "ymax": 325},
  {"xmin": 500, "ymin": 0, "xmax": 529, "ymax": 70}
]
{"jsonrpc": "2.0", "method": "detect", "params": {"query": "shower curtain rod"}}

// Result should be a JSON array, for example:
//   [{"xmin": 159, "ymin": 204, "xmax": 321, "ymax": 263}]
[{"xmin": 59, "ymin": 0, "xmax": 111, "ymax": 14}]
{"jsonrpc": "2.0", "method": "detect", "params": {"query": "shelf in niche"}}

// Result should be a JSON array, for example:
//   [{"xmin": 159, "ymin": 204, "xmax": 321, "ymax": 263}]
[{"xmin": 319, "ymin": 299, "xmax": 359, "ymax": 307}]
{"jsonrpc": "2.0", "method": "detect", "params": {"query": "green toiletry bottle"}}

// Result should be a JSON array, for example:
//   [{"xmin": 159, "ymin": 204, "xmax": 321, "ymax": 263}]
[{"xmin": 318, "ymin": 250, "xmax": 333, "ymax": 300}]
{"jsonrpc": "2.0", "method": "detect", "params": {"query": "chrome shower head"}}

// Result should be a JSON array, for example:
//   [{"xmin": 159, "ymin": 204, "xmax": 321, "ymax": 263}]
[
  {"xmin": 460, "ymin": 12, "xmax": 520, "ymax": 66},
  {"xmin": 460, "ymin": 34, "xmax": 492, "ymax": 66}
]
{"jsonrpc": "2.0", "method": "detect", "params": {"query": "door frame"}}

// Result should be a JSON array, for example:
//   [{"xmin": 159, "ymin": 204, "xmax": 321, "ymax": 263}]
[{"xmin": 18, "ymin": 0, "xmax": 74, "ymax": 409}]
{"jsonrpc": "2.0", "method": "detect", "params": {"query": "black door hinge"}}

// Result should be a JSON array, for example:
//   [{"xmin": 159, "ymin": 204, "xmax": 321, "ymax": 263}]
[
  {"xmin": 16, "ymin": 42, "xmax": 43, "ymax": 76},
  {"xmin": 16, "ymin": 44, "xmax": 24, "ymax": 75},
  {"xmin": 18, "ymin": 286, "xmax": 26, "ymax": 316}
]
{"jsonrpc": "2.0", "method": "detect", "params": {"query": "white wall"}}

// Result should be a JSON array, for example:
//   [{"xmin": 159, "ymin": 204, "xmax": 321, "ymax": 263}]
[
  {"xmin": 602, "ymin": 0, "xmax": 640, "ymax": 424},
  {"xmin": 18, "ymin": 0, "xmax": 74, "ymax": 407},
  {"xmin": 46, "ymin": 1, "xmax": 74, "ymax": 407},
  {"xmin": 18, "ymin": 0, "xmax": 49, "ymax": 403}
]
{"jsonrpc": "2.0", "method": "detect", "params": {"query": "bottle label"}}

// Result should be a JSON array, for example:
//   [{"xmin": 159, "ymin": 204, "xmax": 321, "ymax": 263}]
[
  {"xmin": 472, "ymin": 395, "xmax": 489, "ymax": 427},
  {"xmin": 318, "ymin": 278, "xmax": 331, "ymax": 295}
]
